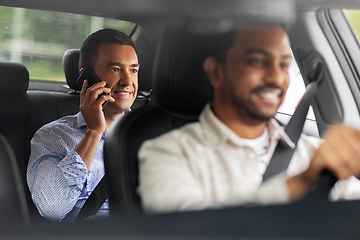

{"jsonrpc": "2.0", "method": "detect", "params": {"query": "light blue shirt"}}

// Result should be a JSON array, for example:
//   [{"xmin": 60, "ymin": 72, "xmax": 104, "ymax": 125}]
[{"xmin": 27, "ymin": 112, "xmax": 108, "ymax": 222}]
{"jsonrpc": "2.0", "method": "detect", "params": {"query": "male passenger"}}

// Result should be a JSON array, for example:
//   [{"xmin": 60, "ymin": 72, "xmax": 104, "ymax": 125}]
[
  {"xmin": 138, "ymin": 26, "xmax": 360, "ymax": 213},
  {"xmin": 27, "ymin": 29, "xmax": 140, "ymax": 221}
]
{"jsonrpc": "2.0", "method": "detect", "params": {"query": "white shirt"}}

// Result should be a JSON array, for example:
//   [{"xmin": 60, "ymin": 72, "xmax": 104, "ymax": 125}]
[
  {"xmin": 241, "ymin": 127, "xmax": 270, "ymax": 174},
  {"xmin": 138, "ymin": 104, "xmax": 360, "ymax": 213}
]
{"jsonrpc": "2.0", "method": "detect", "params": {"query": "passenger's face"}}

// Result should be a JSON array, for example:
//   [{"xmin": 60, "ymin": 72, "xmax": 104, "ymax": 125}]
[
  {"xmin": 93, "ymin": 43, "xmax": 139, "ymax": 114},
  {"xmin": 211, "ymin": 27, "xmax": 291, "ymax": 122}
]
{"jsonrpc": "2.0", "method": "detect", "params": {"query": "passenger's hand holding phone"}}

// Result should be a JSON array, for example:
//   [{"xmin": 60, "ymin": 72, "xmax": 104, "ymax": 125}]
[
  {"xmin": 76, "ymin": 66, "xmax": 109, "ymax": 109},
  {"xmin": 78, "ymin": 67, "xmax": 115, "ymax": 134}
]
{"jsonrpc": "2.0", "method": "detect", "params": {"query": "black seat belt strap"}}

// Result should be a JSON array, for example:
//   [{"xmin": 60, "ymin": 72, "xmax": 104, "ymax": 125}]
[
  {"xmin": 76, "ymin": 175, "xmax": 108, "ymax": 221},
  {"xmin": 262, "ymin": 80, "xmax": 318, "ymax": 182},
  {"xmin": 75, "ymin": 111, "xmax": 134, "ymax": 221},
  {"xmin": 284, "ymin": 81, "xmax": 318, "ymax": 144}
]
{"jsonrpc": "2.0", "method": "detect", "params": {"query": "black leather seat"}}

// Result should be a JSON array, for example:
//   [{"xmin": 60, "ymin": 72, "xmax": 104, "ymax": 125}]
[
  {"xmin": 0, "ymin": 62, "xmax": 37, "ymax": 218},
  {"xmin": 27, "ymin": 49, "xmax": 82, "ymax": 153},
  {"xmin": 0, "ymin": 132, "xmax": 30, "ymax": 223},
  {"xmin": 0, "ymin": 63, "xmax": 30, "ymax": 222},
  {"xmin": 0, "ymin": 59, "xmax": 80, "ymax": 185},
  {"xmin": 0, "ymin": 53, "xmax": 82, "ymax": 220},
  {"xmin": 0, "ymin": 62, "xmax": 31, "ymax": 184},
  {"xmin": 0, "ymin": 59, "xmax": 92, "ymax": 220},
  {"xmin": 62, "ymin": 48, "xmax": 81, "ymax": 93},
  {"xmin": 27, "ymin": 50, "xmax": 82, "ymax": 165},
  {"xmin": 104, "ymin": 27, "xmax": 213, "ymax": 215}
]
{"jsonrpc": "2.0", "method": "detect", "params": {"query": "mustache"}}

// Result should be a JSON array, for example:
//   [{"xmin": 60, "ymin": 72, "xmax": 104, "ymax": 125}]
[{"xmin": 250, "ymin": 84, "xmax": 285, "ymax": 96}]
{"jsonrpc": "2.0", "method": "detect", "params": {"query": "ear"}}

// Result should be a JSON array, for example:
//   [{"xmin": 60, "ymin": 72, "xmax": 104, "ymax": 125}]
[{"xmin": 203, "ymin": 57, "xmax": 224, "ymax": 89}]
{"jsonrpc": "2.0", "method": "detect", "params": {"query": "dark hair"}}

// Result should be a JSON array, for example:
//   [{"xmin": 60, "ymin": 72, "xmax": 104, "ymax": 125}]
[
  {"xmin": 208, "ymin": 25, "xmax": 288, "ymax": 63},
  {"xmin": 79, "ymin": 28, "xmax": 136, "ymax": 69},
  {"xmin": 207, "ymin": 31, "xmax": 235, "ymax": 64}
]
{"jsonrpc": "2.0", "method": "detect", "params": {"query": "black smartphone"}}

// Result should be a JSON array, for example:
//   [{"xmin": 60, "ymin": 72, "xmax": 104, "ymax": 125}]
[{"xmin": 76, "ymin": 66, "xmax": 108, "ymax": 108}]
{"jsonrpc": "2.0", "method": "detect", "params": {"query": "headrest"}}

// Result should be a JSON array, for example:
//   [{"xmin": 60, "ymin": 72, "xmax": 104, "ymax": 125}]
[
  {"xmin": 132, "ymin": 26, "xmax": 156, "ymax": 92},
  {"xmin": 62, "ymin": 49, "xmax": 80, "ymax": 91},
  {"xmin": 152, "ymin": 27, "xmax": 212, "ymax": 115},
  {"xmin": 0, "ymin": 61, "xmax": 29, "ymax": 97}
]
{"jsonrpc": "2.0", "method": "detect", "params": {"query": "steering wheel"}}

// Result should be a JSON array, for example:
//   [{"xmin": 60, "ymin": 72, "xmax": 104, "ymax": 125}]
[{"xmin": 301, "ymin": 170, "xmax": 338, "ymax": 203}]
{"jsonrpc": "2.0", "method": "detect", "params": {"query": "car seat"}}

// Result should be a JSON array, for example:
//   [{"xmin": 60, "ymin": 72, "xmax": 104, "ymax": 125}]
[
  {"xmin": 0, "ymin": 61, "xmax": 31, "ymax": 183},
  {"xmin": 0, "ymin": 60, "xmax": 79, "ymax": 221},
  {"xmin": 62, "ymin": 48, "xmax": 81, "ymax": 93},
  {"xmin": 0, "ymin": 133, "xmax": 30, "ymax": 223},
  {"xmin": 27, "ymin": 51, "xmax": 81, "ymax": 136},
  {"xmin": 103, "ymin": 26, "xmax": 213, "ymax": 215}
]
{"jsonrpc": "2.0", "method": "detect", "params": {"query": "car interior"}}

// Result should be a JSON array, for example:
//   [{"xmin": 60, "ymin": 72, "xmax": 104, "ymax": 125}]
[{"xmin": 0, "ymin": 0, "xmax": 360, "ymax": 239}]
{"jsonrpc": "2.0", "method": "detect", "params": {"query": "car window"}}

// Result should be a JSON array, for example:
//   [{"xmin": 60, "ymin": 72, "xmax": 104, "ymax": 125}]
[
  {"xmin": 0, "ymin": 6, "xmax": 135, "ymax": 83},
  {"xmin": 344, "ymin": 9, "xmax": 360, "ymax": 41}
]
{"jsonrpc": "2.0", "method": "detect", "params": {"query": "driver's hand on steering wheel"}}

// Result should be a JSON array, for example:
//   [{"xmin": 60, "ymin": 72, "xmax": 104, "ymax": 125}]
[{"xmin": 287, "ymin": 125, "xmax": 360, "ymax": 200}]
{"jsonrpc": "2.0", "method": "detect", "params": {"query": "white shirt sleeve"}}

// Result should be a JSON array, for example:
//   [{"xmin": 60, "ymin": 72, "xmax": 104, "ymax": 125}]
[
  {"xmin": 138, "ymin": 137, "xmax": 213, "ymax": 213},
  {"xmin": 137, "ymin": 132, "xmax": 291, "ymax": 214}
]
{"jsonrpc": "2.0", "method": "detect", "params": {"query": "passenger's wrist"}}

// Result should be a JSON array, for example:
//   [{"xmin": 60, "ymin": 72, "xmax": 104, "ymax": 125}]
[{"xmin": 85, "ymin": 128, "xmax": 104, "ymax": 138}]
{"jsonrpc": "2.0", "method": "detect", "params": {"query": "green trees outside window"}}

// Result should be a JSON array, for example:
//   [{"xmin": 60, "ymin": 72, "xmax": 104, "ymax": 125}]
[{"xmin": 0, "ymin": 6, "xmax": 135, "ymax": 82}]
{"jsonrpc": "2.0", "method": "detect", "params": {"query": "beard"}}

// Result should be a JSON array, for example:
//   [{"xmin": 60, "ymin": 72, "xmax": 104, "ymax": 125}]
[
  {"xmin": 242, "ymin": 99, "xmax": 276, "ymax": 121},
  {"xmin": 231, "ymin": 84, "xmax": 285, "ymax": 122}
]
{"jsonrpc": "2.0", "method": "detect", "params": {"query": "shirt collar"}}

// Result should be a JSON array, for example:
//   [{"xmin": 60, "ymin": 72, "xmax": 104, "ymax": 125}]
[
  {"xmin": 199, "ymin": 103, "xmax": 295, "ymax": 148},
  {"xmin": 75, "ymin": 108, "xmax": 131, "ymax": 129},
  {"xmin": 269, "ymin": 118, "xmax": 295, "ymax": 148}
]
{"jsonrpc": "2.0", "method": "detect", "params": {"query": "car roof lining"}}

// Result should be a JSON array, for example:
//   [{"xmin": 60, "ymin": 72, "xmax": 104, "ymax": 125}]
[
  {"xmin": 2, "ymin": 0, "xmax": 360, "ymax": 25},
  {"xmin": 2, "ymin": 0, "xmax": 360, "ymax": 53}
]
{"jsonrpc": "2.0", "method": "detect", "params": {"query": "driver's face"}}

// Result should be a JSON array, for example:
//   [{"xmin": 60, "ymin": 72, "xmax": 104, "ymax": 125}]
[{"xmin": 213, "ymin": 27, "xmax": 292, "ymax": 122}]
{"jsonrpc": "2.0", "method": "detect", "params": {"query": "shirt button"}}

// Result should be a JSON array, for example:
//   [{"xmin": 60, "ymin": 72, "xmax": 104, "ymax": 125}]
[{"xmin": 246, "ymin": 149, "xmax": 257, "ymax": 160}]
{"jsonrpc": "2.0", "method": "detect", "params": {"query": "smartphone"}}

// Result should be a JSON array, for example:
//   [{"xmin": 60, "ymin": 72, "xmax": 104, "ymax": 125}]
[{"xmin": 76, "ymin": 66, "xmax": 108, "ymax": 108}]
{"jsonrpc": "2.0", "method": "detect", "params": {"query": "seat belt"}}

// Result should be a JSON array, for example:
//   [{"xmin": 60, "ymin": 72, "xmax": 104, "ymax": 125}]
[
  {"xmin": 76, "ymin": 175, "xmax": 108, "ymax": 221},
  {"xmin": 76, "ymin": 108, "xmax": 141, "ymax": 221},
  {"xmin": 262, "ymin": 80, "xmax": 318, "ymax": 182},
  {"xmin": 262, "ymin": 47, "xmax": 326, "ymax": 182}
]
